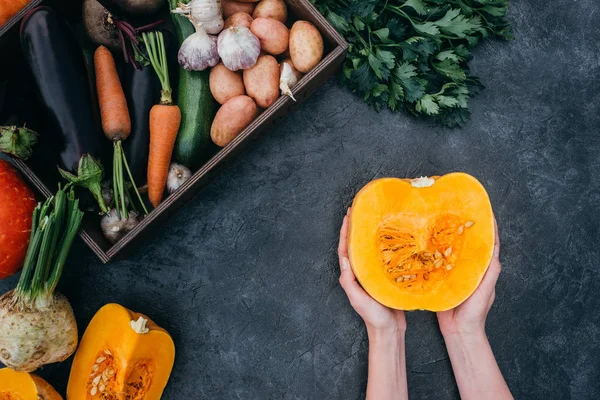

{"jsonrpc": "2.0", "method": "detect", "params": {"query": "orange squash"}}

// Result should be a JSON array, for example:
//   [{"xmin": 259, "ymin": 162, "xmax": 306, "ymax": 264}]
[
  {"xmin": 0, "ymin": 368, "xmax": 62, "ymax": 400},
  {"xmin": 348, "ymin": 173, "xmax": 494, "ymax": 311},
  {"xmin": 67, "ymin": 304, "xmax": 175, "ymax": 399}
]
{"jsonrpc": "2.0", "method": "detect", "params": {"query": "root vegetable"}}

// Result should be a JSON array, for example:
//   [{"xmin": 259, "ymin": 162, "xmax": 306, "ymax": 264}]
[
  {"xmin": 0, "ymin": 186, "xmax": 83, "ymax": 372},
  {"xmin": 289, "ymin": 20, "xmax": 324, "ymax": 73},
  {"xmin": 252, "ymin": 0, "xmax": 287, "ymax": 23},
  {"xmin": 101, "ymin": 209, "xmax": 140, "ymax": 243},
  {"xmin": 243, "ymin": 54, "xmax": 279, "ymax": 108},
  {"xmin": 224, "ymin": 12, "xmax": 253, "ymax": 29},
  {"xmin": 250, "ymin": 17, "xmax": 289, "ymax": 55},
  {"xmin": 210, "ymin": 95, "xmax": 257, "ymax": 147},
  {"xmin": 144, "ymin": 31, "xmax": 182, "ymax": 207},
  {"xmin": 222, "ymin": 0, "xmax": 255, "ymax": 18},
  {"xmin": 83, "ymin": 0, "xmax": 121, "ymax": 52},
  {"xmin": 210, "ymin": 62, "xmax": 246, "ymax": 104}
]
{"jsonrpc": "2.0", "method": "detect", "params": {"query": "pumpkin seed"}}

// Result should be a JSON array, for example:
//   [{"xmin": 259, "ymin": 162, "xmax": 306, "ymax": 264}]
[
  {"xmin": 93, "ymin": 375, "xmax": 101, "ymax": 386},
  {"xmin": 446, "ymin": 264, "xmax": 453, "ymax": 270},
  {"xmin": 434, "ymin": 259, "xmax": 443, "ymax": 268},
  {"xmin": 96, "ymin": 356, "xmax": 106, "ymax": 363},
  {"xmin": 434, "ymin": 250, "xmax": 442, "ymax": 259},
  {"xmin": 104, "ymin": 349, "xmax": 112, "ymax": 355},
  {"xmin": 465, "ymin": 221, "xmax": 475, "ymax": 228},
  {"xmin": 91, "ymin": 386, "xmax": 98, "ymax": 396},
  {"xmin": 444, "ymin": 247, "xmax": 453, "ymax": 257},
  {"xmin": 457, "ymin": 225, "xmax": 464, "ymax": 235},
  {"xmin": 92, "ymin": 364, "xmax": 99, "ymax": 372},
  {"xmin": 99, "ymin": 384, "xmax": 106, "ymax": 392}
]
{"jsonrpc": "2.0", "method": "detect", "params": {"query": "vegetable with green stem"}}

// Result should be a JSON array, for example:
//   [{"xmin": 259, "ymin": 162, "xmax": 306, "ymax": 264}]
[
  {"xmin": 313, "ymin": 0, "xmax": 512, "ymax": 127},
  {"xmin": 0, "ymin": 185, "xmax": 83, "ymax": 372},
  {"xmin": 143, "ymin": 31, "xmax": 182, "ymax": 207},
  {"xmin": 93, "ymin": 45, "xmax": 148, "ymax": 223}
]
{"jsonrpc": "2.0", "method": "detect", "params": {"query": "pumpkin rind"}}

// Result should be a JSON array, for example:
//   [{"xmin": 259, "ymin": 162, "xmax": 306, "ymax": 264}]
[
  {"xmin": 348, "ymin": 173, "xmax": 494, "ymax": 311},
  {"xmin": 66, "ymin": 303, "xmax": 175, "ymax": 399},
  {"xmin": 0, "ymin": 368, "xmax": 62, "ymax": 400}
]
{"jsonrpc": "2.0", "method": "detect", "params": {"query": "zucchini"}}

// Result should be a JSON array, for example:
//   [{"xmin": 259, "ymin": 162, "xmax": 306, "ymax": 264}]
[{"xmin": 169, "ymin": 0, "xmax": 216, "ymax": 170}]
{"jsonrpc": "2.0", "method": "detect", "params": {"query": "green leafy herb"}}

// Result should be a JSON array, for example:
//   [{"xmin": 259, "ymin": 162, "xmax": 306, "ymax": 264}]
[{"xmin": 314, "ymin": 0, "xmax": 512, "ymax": 126}]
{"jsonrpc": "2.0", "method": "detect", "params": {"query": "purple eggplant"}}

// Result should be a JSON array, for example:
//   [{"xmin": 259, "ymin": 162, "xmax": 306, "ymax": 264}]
[
  {"xmin": 122, "ymin": 64, "xmax": 160, "ymax": 184},
  {"xmin": 20, "ymin": 6, "xmax": 107, "ymax": 172}
]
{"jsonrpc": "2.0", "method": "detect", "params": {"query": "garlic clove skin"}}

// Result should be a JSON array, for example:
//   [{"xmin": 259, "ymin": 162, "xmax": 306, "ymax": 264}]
[
  {"xmin": 178, "ymin": 23, "xmax": 220, "ymax": 71},
  {"xmin": 172, "ymin": 0, "xmax": 224, "ymax": 34},
  {"xmin": 167, "ymin": 163, "xmax": 192, "ymax": 194},
  {"xmin": 280, "ymin": 62, "xmax": 298, "ymax": 101},
  {"xmin": 217, "ymin": 26, "xmax": 261, "ymax": 71}
]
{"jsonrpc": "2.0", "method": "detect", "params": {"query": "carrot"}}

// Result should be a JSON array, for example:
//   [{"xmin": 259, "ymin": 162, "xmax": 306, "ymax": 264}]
[
  {"xmin": 148, "ymin": 105, "xmax": 181, "ymax": 207},
  {"xmin": 94, "ymin": 45, "xmax": 131, "ymax": 141},
  {"xmin": 143, "ymin": 31, "xmax": 181, "ymax": 207},
  {"xmin": 93, "ymin": 46, "xmax": 148, "ymax": 221}
]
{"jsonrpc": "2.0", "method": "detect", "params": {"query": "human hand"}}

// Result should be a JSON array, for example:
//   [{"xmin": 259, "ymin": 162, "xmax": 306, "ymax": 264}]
[
  {"xmin": 437, "ymin": 218, "xmax": 501, "ymax": 337},
  {"xmin": 338, "ymin": 208, "xmax": 406, "ymax": 336}
]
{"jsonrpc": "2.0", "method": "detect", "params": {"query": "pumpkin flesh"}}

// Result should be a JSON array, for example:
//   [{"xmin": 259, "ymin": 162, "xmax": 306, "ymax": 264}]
[
  {"xmin": 348, "ymin": 173, "xmax": 494, "ymax": 311},
  {"xmin": 0, "ymin": 368, "xmax": 62, "ymax": 400},
  {"xmin": 67, "ymin": 304, "xmax": 175, "ymax": 399}
]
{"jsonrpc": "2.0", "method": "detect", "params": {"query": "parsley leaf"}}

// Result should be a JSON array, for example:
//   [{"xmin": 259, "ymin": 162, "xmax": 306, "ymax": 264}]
[{"xmin": 315, "ymin": 0, "xmax": 512, "ymax": 126}]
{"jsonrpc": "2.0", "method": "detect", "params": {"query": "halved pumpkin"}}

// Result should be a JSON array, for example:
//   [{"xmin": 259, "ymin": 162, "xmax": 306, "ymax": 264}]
[
  {"xmin": 348, "ymin": 173, "xmax": 494, "ymax": 311},
  {"xmin": 67, "ymin": 304, "xmax": 175, "ymax": 399},
  {"xmin": 0, "ymin": 368, "xmax": 62, "ymax": 400}
]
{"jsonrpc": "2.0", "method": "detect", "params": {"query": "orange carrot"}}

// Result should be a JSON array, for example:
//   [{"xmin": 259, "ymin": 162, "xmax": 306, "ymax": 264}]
[
  {"xmin": 143, "ymin": 31, "xmax": 181, "ymax": 207},
  {"xmin": 94, "ymin": 45, "xmax": 131, "ymax": 141},
  {"xmin": 148, "ymin": 105, "xmax": 181, "ymax": 207},
  {"xmin": 93, "ymin": 46, "xmax": 147, "ymax": 221}
]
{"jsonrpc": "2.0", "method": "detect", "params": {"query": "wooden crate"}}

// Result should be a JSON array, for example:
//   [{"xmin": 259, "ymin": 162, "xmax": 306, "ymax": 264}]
[{"xmin": 7, "ymin": 0, "xmax": 348, "ymax": 262}]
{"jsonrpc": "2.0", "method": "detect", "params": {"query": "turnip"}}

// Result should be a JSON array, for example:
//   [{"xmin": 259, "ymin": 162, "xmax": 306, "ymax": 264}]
[{"xmin": 0, "ymin": 186, "xmax": 83, "ymax": 372}]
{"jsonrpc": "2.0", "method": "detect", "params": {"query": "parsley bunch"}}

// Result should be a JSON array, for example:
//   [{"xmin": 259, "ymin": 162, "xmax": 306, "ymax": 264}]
[{"xmin": 314, "ymin": 0, "xmax": 512, "ymax": 126}]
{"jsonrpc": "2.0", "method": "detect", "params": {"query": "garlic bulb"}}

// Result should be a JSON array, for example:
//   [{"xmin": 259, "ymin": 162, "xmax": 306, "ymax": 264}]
[
  {"xmin": 167, "ymin": 163, "xmax": 192, "ymax": 194},
  {"xmin": 101, "ymin": 209, "xmax": 139, "ymax": 244},
  {"xmin": 217, "ymin": 26, "xmax": 261, "ymax": 71},
  {"xmin": 280, "ymin": 61, "xmax": 301, "ymax": 101},
  {"xmin": 178, "ymin": 22, "xmax": 220, "ymax": 71},
  {"xmin": 172, "ymin": 0, "xmax": 224, "ymax": 35}
]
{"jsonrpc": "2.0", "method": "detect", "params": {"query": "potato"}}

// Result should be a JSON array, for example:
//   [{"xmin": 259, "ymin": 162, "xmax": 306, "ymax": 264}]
[
  {"xmin": 243, "ymin": 55, "xmax": 279, "ymax": 108},
  {"xmin": 211, "ymin": 96, "xmax": 258, "ymax": 147},
  {"xmin": 222, "ymin": 0, "xmax": 256, "ymax": 18},
  {"xmin": 289, "ymin": 20, "xmax": 324, "ymax": 73},
  {"xmin": 224, "ymin": 12, "xmax": 253, "ymax": 29},
  {"xmin": 252, "ymin": 0, "xmax": 287, "ymax": 23},
  {"xmin": 250, "ymin": 17, "xmax": 289, "ymax": 55},
  {"xmin": 210, "ymin": 63, "xmax": 246, "ymax": 105}
]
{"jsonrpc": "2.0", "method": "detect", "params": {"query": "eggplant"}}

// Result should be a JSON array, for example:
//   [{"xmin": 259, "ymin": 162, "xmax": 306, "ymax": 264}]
[
  {"xmin": 20, "ymin": 6, "xmax": 107, "ymax": 172},
  {"xmin": 122, "ymin": 64, "xmax": 160, "ymax": 183}
]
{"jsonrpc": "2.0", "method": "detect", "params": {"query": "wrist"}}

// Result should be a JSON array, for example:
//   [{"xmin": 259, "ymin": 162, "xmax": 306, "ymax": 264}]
[
  {"xmin": 443, "ymin": 329, "xmax": 489, "ymax": 354},
  {"xmin": 367, "ymin": 325, "xmax": 405, "ymax": 343}
]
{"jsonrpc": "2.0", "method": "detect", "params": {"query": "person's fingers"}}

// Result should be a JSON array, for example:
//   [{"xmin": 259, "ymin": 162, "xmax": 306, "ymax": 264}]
[
  {"xmin": 339, "ymin": 257, "xmax": 371, "ymax": 307},
  {"xmin": 493, "ymin": 216, "xmax": 500, "ymax": 258},
  {"xmin": 338, "ymin": 215, "xmax": 349, "ymax": 261},
  {"xmin": 476, "ymin": 219, "xmax": 502, "ymax": 298}
]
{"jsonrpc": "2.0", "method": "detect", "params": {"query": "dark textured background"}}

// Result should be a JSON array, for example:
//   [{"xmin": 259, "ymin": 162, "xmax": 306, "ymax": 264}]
[{"xmin": 2, "ymin": 0, "xmax": 600, "ymax": 398}]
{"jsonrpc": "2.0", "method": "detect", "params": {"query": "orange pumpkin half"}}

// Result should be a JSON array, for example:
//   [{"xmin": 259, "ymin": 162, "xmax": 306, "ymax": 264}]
[
  {"xmin": 67, "ymin": 304, "xmax": 175, "ymax": 399},
  {"xmin": 0, "ymin": 368, "xmax": 62, "ymax": 400},
  {"xmin": 348, "ymin": 173, "xmax": 494, "ymax": 311}
]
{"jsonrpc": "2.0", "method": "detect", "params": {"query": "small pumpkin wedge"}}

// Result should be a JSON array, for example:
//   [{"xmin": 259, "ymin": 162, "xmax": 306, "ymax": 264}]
[
  {"xmin": 67, "ymin": 304, "xmax": 175, "ymax": 399},
  {"xmin": 348, "ymin": 173, "xmax": 494, "ymax": 311},
  {"xmin": 0, "ymin": 368, "xmax": 62, "ymax": 400}
]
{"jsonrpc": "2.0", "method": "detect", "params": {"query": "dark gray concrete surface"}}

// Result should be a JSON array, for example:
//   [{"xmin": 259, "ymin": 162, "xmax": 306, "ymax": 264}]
[{"xmin": 2, "ymin": 0, "xmax": 600, "ymax": 398}]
